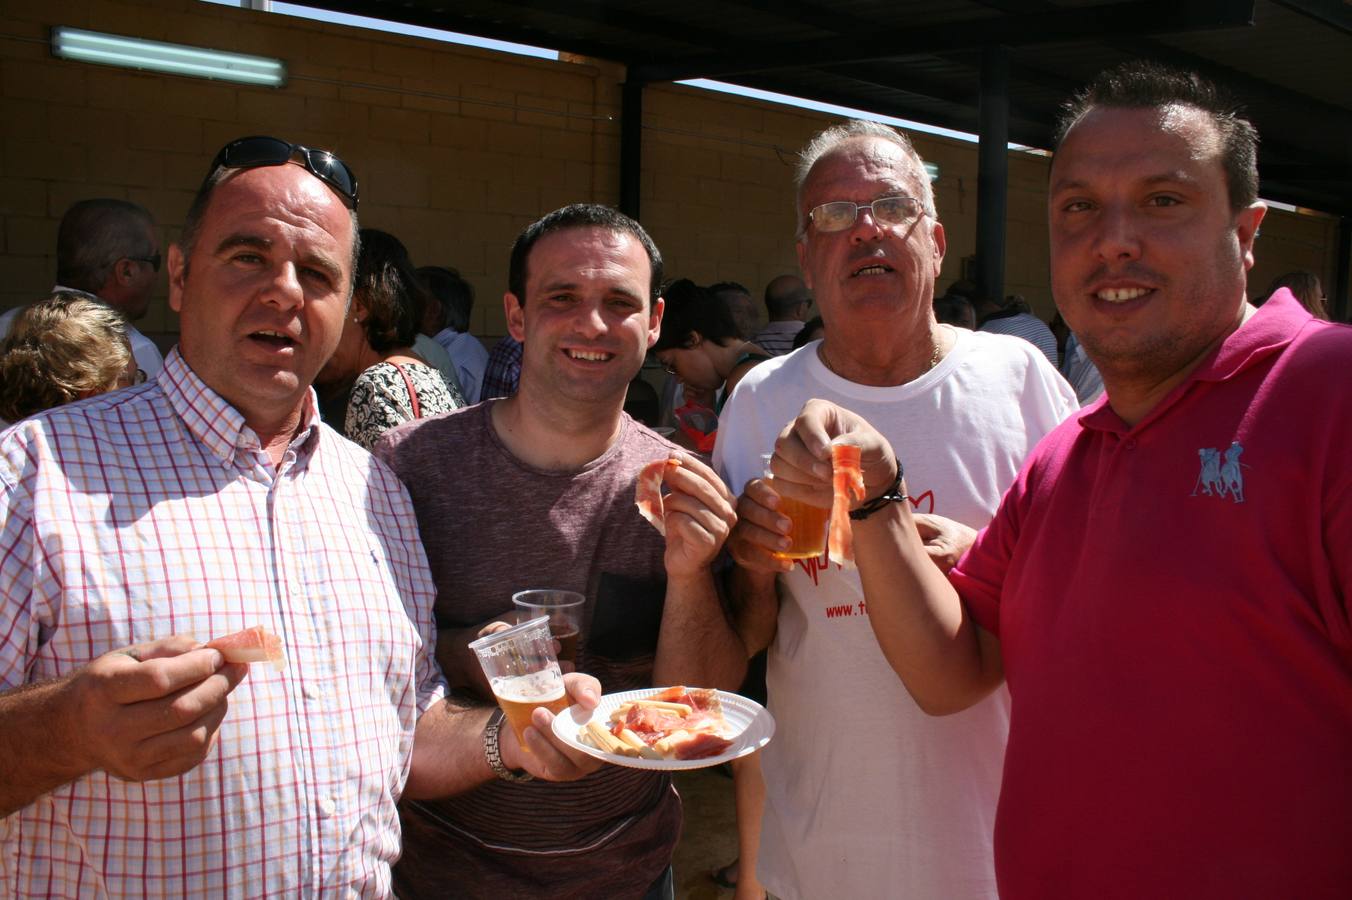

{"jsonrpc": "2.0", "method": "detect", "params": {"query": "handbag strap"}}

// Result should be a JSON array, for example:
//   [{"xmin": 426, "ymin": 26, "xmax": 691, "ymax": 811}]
[{"xmin": 387, "ymin": 361, "xmax": 422, "ymax": 419}]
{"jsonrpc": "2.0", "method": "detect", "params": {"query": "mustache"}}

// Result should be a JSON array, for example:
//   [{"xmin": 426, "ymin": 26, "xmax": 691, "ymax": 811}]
[{"xmin": 1083, "ymin": 262, "xmax": 1168, "ymax": 288}]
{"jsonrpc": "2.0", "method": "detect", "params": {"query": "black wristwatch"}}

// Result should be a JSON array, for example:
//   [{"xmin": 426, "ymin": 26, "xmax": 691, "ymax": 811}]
[{"xmin": 849, "ymin": 461, "xmax": 908, "ymax": 520}]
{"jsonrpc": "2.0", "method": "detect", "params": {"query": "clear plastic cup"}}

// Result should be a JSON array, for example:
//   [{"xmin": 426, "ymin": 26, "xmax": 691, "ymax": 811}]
[
  {"xmin": 512, "ymin": 589, "xmax": 585, "ymax": 664},
  {"xmin": 762, "ymin": 452, "xmax": 830, "ymax": 560},
  {"xmin": 468, "ymin": 615, "xmax": 568, "ymax": 747}
]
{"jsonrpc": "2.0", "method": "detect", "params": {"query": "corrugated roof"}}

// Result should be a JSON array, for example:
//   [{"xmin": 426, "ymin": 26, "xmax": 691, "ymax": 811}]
[{"xmin": 293, "ymin": 0, "xmax": 1352, "ymax": 214}]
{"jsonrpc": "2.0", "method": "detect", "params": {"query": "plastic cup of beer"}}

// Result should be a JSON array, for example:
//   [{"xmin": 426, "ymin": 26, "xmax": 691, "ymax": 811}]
[
  {"xmin": 468, "ymin": 615, "xmax": 569, "ymax": 748},
  {"xmin": 762, "ymin": 452, "xmax": 831, "ymax": 560},
  {"xmin": 512, "ymin": 589, "xmax": 585, "ymax": 664}
]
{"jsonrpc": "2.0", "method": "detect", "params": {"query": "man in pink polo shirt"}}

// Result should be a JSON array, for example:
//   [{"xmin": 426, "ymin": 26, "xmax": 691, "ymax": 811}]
[{"xmin": 740, "ymin": 62, "xmax": 1351, "ymax": 897}]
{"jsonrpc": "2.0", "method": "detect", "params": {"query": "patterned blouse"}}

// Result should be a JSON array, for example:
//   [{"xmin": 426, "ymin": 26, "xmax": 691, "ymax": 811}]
[{"xmin": 345, "ymin": 360, "xmax": 465, "ymax": 450}]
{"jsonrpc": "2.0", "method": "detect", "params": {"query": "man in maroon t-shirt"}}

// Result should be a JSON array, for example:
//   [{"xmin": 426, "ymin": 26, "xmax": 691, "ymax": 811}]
[
  {"xmin": 376, "ymin": 204, "xmax": 742, "ymax": 900},
  {"xmin": 738, "ymin": 63, "xmax": 1351, "ymax": 898}
]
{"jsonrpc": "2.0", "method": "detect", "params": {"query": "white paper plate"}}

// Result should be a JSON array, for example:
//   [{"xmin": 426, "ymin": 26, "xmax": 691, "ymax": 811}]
[{"xmin": 552, "ymin": 687, "xmax": 775, "ymax": 771}]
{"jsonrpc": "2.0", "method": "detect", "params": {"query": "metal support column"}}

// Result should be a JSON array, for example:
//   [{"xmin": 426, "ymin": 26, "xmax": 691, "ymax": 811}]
[
  {"xmin": 975, "ymin": 46, "xmax": 1009, "ymax": 305},
  {"xmin": 620, "ymin": 79, "xmax": 644, "ymax": 220},
  {"xmin": 1334, "ymin": 216, "xmax": 1351, "ymax": 323}
]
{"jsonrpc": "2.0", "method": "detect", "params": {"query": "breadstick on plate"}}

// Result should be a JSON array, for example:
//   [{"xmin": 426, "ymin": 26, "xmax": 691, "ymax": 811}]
[
  {"xmin": 629, "ymin": 699, "xmax": 693, "ymax": 716},
  {"xmin": 617, "ymin": 728, "xmax": 646, "ymax": 750},
  {"xmin": 584, "ymin": 721, "xmax": 630, "ymax": 756}
]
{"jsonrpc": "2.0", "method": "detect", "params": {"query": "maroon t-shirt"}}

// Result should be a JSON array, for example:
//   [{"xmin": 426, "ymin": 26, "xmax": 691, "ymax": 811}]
[{"xmin": 375, "ymin": 402, "xmax": 682, "ymax": 899}]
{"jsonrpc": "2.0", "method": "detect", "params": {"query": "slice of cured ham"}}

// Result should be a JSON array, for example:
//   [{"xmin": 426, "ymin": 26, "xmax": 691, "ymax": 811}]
[
  {"xmin": 635, "ymin": 457, "xmax": 682, "ymax": 536},
  {"xmin": 584, "ymin": 685, "xmax": 734, "ymax": 761},
  {"xmin": 206, "ymin": 625, "xmax": 286, "ymax": 671},
  {"xmin": 827, "ymin": 443, "xmax": 866, "ymax": 567}
]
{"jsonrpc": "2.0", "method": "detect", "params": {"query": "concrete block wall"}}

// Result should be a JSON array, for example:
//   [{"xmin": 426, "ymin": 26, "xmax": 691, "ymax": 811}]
[
  {"xmin": 1, "ymin": 0, "xmax": 1342, "ymax": 353},
  {"xmin": 0, "ymin": 0, "xmax": 621, "ymax": 344}
]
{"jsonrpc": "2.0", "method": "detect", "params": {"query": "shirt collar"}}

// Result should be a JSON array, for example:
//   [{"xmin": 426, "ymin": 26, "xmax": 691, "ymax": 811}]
[
  {"xmin": 1189, "ymin": 288, "xmax": 1309, "ymax": 382},
  {"xmin": 158, "ymin": 348, "xmax": 323, "ymax": 469},
  {"xmin": 1078, "ymin": 289, "xmax": 1311, "ymax": 435}
]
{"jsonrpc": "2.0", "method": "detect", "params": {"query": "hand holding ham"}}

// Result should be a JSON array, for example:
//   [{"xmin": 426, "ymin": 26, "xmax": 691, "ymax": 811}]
[
  {"xmin": 729, "ymin": 400, "xmax": 900, "ymax": 572},
  {"xmin": 636, "ymin": 453, "xmax": 738, "ymax": 579},
  {"xmin": 206, "ymin": 625, "xmax": 285, "ymax": 670},
  {"xmin": 66, "ymin": 635, "xmax": 249, "ymax": 783},
  {"xmin": 769, "ymin": 399, "xmax": 900, "ymax": 509},
  {"xmin": 497, "ymin": 672, "xmax": 605, "ymax": 781}
]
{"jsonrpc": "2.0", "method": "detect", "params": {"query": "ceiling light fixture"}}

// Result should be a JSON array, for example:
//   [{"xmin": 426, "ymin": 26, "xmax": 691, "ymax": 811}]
[{"xmin": 51, "ymin": 26, "xmax": 286, "ymax": 87}]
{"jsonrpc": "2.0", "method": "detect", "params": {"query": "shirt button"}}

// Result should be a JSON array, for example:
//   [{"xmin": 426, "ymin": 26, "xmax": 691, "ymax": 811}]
[
  {"xmin": 303, "ymin": 684, "xmax": 322, "ymax": 700},
  {"xmin": 1125, "ymin": 439, "xmax": 1137, "ymax": 450},
  {"xmin": 319, "ymin": 797, "xmax": 336, "ymax": 817}
]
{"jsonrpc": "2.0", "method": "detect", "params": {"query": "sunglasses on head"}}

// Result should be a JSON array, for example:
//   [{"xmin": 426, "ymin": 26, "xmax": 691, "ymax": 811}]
[{"xmin": 206, "ymin": 136, "xmax": 359, "ymax": 208}]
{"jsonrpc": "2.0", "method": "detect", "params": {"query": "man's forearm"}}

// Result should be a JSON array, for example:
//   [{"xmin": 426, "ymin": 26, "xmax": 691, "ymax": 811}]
[
  {"xmin": 0, "ymin": 678, "xmax": 89, "ymax": 817},
  {"xmin": 728, "ymin": 565, "xmax": 779, "ymax": 658},
  {"xmin": 653, "ymin": 571, "xmax": 747, "ymax": 690},
  {"xmin": 404, "ymin": 696, "xmax": 497, "ymax": 800},
  {"xmin": 854, "ymin": 503, "xmax": 1003, "ymax": 715}
]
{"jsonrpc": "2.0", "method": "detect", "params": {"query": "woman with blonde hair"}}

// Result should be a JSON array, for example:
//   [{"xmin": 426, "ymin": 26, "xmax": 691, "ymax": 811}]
[{"xmin": 0, "ymin": 291, "xmax": 139, "ymax": 423}]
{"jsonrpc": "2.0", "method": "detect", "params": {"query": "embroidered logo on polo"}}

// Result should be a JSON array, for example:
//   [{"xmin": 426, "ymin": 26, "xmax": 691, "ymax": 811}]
[{"xmin": 1191, "ymin": 441, "xmax": 1247, "ymax": 504}]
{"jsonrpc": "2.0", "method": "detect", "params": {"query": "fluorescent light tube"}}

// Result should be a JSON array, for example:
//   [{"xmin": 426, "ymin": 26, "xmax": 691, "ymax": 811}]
[{"xmin": 51, "ymin": 26, "xmax": 286, "ymax": 87}]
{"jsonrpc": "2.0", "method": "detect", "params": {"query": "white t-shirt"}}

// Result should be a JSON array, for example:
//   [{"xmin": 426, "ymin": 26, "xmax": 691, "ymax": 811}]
[{"xmin": 713, "ymin": 328, "xmax": 1077, "ymax": 900}]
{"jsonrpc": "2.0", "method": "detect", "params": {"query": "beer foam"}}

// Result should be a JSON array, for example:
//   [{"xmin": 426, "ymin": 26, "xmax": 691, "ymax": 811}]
[{"xmin": 493, "ymin": 669, "xmax": 565, "ymax": 703}]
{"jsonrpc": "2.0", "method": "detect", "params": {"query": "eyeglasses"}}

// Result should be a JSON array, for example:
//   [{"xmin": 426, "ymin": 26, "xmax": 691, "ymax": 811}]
[
  {"xmin": 127, "ymin": 253, "xmax": 161, "ymax": 272},
  {"xmin": 206, "ymin": 136, "xmax": 359, "ymax": 209},
  {"xmin": 805, "ymin": 196, "xmax": 925, "ymax": 233}
]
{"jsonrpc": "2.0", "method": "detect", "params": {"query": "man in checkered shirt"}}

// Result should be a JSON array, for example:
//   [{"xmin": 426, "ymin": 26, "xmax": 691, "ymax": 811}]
[{"xmin": 0, "ymin": 137, "xmax": 601, "ymax": 898}]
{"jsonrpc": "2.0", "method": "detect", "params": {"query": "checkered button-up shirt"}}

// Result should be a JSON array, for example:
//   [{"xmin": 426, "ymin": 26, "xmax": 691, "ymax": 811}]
[
  {"xmin": 0, "ymin": 349, "xmax": 446, "ymax": 898},
  {"xmin": 480, "ymin": 336, "xmax": 522, "ymax": 400}
]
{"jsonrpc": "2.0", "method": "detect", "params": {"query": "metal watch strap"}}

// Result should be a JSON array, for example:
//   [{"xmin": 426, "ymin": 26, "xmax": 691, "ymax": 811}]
[
  {"xmin": 849, "ymin": 461, "xmax": 908, "ymax": 520},
  {"xmin": 483, "ymin": 709, "xmax": 535, "ymax": 782}
]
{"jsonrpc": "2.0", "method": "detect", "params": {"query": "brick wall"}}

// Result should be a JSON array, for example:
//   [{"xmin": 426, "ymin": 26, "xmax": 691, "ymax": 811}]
[{"xmin": 1, "ymin": 0, "xmax": 1342, "ymax": 352}]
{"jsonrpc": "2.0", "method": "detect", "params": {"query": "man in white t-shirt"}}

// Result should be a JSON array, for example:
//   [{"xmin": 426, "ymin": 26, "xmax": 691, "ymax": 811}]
[
  {"xmin": 0, "ymin": 199, "xmax": 165, "ymax": 378},
  {"xmin": 713, "ymin": 120, "xmax": 1076, "ymax": 900}
]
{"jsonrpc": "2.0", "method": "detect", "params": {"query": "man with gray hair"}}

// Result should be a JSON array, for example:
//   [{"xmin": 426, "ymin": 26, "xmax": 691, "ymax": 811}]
[
  {"xmin": 0, "ymin": 199, "xmax": 166, "ymax": 377},
  {"xmin": 713, "ymin": 119, "xmax": 1075, "ymax": 898}
]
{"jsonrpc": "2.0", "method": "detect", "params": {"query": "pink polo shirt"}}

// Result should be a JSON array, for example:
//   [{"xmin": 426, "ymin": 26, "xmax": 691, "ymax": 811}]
[{"xmin": 953, "ymin": 291, "xmax": 1352, "ymax": 898}]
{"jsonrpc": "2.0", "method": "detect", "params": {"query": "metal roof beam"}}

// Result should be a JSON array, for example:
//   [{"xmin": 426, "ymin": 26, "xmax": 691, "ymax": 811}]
[
  {"xmin": 279, "ymin": 0, "xmax": 626, "ymax": 61},
  {"xmin": 1102, "ymin": 34, "xmax": 1352, "ymax": 134},
  {"xmin": 815, "ymin": 61, "xmax": 1051, "ymax": 127},
  {"xmin": 728, "ymin": 71, "xmax": 1052, "ymax": 145},
  {"xmin": 629, "ymin": 0, "xmax": 1255, "ymax": 83},
  {"xmin": 477, "ymin": 0, "xmax": 741, "ymax": 52},
  {"xmin": 1267, "ymin": 0, "xmax": 1352, "ymax": 37},
  {"xmin": 964, "ymin": 0, "xmax": 1352, "ymax": 129}
]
